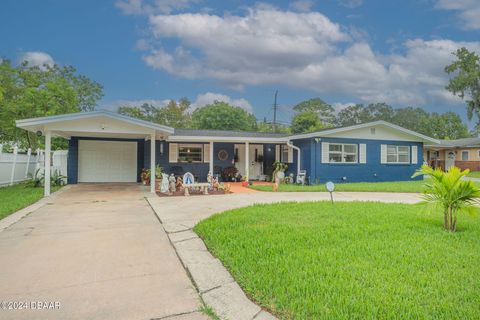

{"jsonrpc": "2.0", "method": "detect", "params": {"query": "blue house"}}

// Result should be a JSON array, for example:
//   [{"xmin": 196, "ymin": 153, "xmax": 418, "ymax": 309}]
[{"xmin": 16, "ymin": 111, "xmax": 439, "ymax": 195}]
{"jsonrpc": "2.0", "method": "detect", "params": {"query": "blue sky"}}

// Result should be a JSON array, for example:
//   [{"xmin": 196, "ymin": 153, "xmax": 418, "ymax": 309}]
[{"xmin": 2, "ymin": 0, "xmax": 480, "ymax": 125}]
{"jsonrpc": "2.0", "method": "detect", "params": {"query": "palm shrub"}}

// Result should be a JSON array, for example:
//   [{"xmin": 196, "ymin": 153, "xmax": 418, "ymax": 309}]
[{"xmin": 412, "ymin": 165, "xmax": 480, "ymax": 232}]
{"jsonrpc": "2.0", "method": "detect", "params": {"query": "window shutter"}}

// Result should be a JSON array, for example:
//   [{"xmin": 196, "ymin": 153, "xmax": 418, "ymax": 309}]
[
  {"xmin": 411, "ymin": 145, "xmax": 418, "ymax": 164},
  {"xmin": 288, "ymin": 146, "xmax": 293, "ymax": 163},
  {"xmin": 380, "ymin": 144, "xmax": 387, "ymax": 164},
  {"xmin": 321, "ymin": 142, "xmax": 329, "ymax": 163},
  {"xmin": 359, "ymin": 144, "xmax": 367, "ymax": 164},
  {"xmin": 169, "ymin": 143, "xmax": 178, "ymax": 163},
  {"xmin": 203, "ymin": 144, "xmax": 210, "ymax": 163},
  {"xmin": 275, "ymin": 145, "xmax": 280, "ymax": 162}
]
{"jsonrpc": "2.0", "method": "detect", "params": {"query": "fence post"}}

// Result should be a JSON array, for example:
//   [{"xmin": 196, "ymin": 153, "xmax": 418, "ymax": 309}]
[
  {"xmin": 25, "ymin": 148, "xmax": 32, "ymax": 178},
  {"xmin": 10, "ymin": 146, "xmax": 18, "ymax": 186}
]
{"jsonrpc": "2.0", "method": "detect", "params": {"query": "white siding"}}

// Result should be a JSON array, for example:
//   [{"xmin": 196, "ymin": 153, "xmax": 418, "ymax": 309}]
[
  {"xmin": 411, "ymin": 145, "xmax": 418, "ymax": 164},
  {"xmin": 359, "ymin": 144, "xmax": 367, "ymax": 164},
  {"xmin": 169, "ymin": 143, "xmax": 178, "ymax": 163},
  {"xmin": 321, "ymin": 142, "xmax": 329, "ymax": 163},
  {"xmin": 380, "ymin": 144, "xmax": 387, "ymax": 164}
]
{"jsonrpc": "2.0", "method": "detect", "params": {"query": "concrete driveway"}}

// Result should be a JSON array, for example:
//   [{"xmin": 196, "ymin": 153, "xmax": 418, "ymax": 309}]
[{"xmin": 0, "ymin": 184, "xmax": 207, "ymax": 320}]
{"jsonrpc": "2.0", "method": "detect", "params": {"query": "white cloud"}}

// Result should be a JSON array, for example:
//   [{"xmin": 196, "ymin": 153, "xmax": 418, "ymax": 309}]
[
  {"xmin": 338, "ymin": 0, "xmax": 363, "ymax": 9},
  {"xmin": 191, "ymin": 92, "xmax": 253, "ymax": 112},
  {"xmin": 101, "ymin": 99, "xmax": 170, "ymax": 111},
  {"xmin": 289, "ymin": 0, "xmax": 314, "ymax": 12},
  {"xmin": 139, "ymin": 6, "xmax": 480, "ymax": 107},
  {"xmin": 436, "ymin": 0, "xmax": 480, "ymax": 30},
  {"xmin": 19, "ymin": 51, "xmax": 54, "ymax": 69},
  {"xmin": 116, "ymin": 0, "xmax": 198, "ymax": 15}
]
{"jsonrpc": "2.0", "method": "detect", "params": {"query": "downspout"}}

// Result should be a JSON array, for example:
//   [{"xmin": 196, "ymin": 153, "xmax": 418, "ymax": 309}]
[{"xmin": 286, "ymin": 140, "xmax": 301, "ymax": 176}]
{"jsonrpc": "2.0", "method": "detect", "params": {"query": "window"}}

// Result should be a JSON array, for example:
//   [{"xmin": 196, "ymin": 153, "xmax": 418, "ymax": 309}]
[
  {"xmin": 178, "ymin": 144, "xmax": 203, "ymax": 162},
  {"xmin": 429, "ymin": 151, "xmax": 439, "ymax": 160},
  {"xmin": 462, "ymin": 151, "xmax": 469, "ymax": 161},
  {"xmin": 328, "ymin": 143, "xmax": 358, "ymax": 163},
  {"xmin": 386, "ymin": 145, "xmax": 410, "ymax": 164}
]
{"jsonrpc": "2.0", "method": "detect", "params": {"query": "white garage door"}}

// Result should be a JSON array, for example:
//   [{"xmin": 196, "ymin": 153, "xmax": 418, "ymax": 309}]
[{"xmin": 78, "ymin": 140, "xmax": 138, "ymax": 183}]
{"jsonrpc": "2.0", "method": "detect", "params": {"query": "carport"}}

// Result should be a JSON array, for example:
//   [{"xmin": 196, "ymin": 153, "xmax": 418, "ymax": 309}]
[{"xmin": 16, "ymin": 110, "xmax": 174, "ymax": 196}]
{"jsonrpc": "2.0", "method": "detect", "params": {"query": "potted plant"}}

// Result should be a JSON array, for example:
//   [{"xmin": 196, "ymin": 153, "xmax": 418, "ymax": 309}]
[
  {"xmin": 141, "ymin": 168, "xmax": 151, "ymax": 185},
  {"xmin": 272, "ymin": 162, "xmax": 288, "ymax": 182},
  {"xmin": 221, "ymin": 166, "xmax": 238, "ymax": 182}
]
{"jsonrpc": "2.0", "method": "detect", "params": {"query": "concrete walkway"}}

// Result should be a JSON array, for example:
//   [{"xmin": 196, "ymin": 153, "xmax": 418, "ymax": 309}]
[
  {"xmin": 0, "ymin": 184, "xmax": 208, "ymax": 320},
  {"xmin": 147, "ymin": 191, "xmax": 421, "ymax": 320},
  {"xmin": 149, "ymin": 191, "xmax": 421, "ymax": 233}
]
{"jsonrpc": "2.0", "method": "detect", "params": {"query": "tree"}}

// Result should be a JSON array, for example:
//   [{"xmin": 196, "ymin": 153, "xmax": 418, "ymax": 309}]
[
  {"xmin": 293, "ymin": 98, "xmax": 336, "ymax": 126},
  {"xmin": 335, "ymin": 104, "xmax": 364, "ymax": 126},
  {"xmin": 291, "ymin": 111, "xmax": 324, "ymax": 134},
  {"xmin": 391, "ymin": 107, "xmax": 429, "ymax": 134},
  {"xmin": 118, "ymin": 98, "xmax": 192, "ymax": 128},
  {"xmin": 445, "ymin": 47, "xmax": 480, "ymax": 121},
  {"xmin": 0, "ymin": 59, "xmax": 103, "ymax": 150},
  {"xmin": 191, "ymin": 101, "xmax": 257, "ymax": 131},
  {"xmin": 427, "ymin": 112, "xmax": 469, "ymax": 140},
  {"xmin": 413, "ymin": 165, "xmax": 480, "ymax": 232},
  {"xmin": 335, "ymin": 103, "xmax": 395, "ymax": 127}
]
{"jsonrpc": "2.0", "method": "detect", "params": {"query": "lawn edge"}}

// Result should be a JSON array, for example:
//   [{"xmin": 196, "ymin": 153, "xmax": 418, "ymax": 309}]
[
  {"xmin": 146, "ymin": 196, "xmax": 278, "ymax": 320},
  {"xmin": 0, "ymin": 185, "xmax": 71, "ymax": 232},
  {"xmin": 247, "ymin": 186, "xmax": 420, "ymax": 193}
]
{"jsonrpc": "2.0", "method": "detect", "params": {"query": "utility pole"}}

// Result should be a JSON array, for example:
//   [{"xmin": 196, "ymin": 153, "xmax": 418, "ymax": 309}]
[{"xmin": 273, "ymin": 90, "xmax": 278, "ymax": 133}]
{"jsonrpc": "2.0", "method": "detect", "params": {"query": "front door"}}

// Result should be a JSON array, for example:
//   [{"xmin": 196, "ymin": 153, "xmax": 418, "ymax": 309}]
[
  {"xmin": 234, "ymin": 144, "xmax": 264, "ymax": 180},
  {"xmin": 446, "ymin": 151, "xmax": 455, "ymax": 170}
]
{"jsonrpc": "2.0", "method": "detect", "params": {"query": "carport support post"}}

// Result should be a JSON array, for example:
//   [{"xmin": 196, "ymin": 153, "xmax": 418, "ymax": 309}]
[
  {"xmin": 150, "ymin": 133, "xmax": 156, "ymax": 193},
  {"xmin": 209, "ymin": 141, "xmax": 214, "ymax": 174},
  {"xmin": 245, "ymin": 142, "xmax": 249, "ymax": 181},
  {"xmin": 44, "ymin": 130, "xmax": 51, "ymax": 197}
]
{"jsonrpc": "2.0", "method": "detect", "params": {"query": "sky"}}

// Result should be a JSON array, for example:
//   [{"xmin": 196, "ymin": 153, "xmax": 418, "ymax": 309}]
[{"xmin": 1, "ymin": 0, "xmax": 480, "ymax": 126}]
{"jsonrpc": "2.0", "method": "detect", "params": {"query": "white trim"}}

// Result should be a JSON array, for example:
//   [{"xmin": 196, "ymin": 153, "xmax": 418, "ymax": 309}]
[
  {"xmin": 288, "ymin": 120, "xmax": 439, "ymax": 144},
  {"xmin": 168, "ymin": 135, "xmax": 287, "ymax": 143},
  {"xmin": 16, "ymin": 110, "xmax": 174, "ymax": 134},
  {"xmin": 150, "ymin": 133, "xmax": 156, "ymax": 193},
  {"xmin": 326, "ymin": 143, "xmax": 358, "ymax": 164},
  {"xmin": 275, "ymin": 145, "xmax": 280, "ymax": 162},
  {"xmin": 44, "ymin": 131, "xmax": 51, "ymax": 197}
]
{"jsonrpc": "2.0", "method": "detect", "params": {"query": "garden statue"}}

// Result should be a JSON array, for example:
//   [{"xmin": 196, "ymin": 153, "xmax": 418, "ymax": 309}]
[
  {"xmin": 183, "ymin": 172, "xmax": 194, "ymax": 185},
  {"xmin": 207, "ymin": 171, "xmax": 213, "ymax": 190},
  {"xmin": 160, "ymin": 173, "xmax": 169, "ymax": 193},
  {"xmin": 212, "ymin": 176, "xmax": 219, "ymax": 190},
  {"xmin": 168, "ymin": 174, "xmax": 176, "ymax": 193},
  {"xmin": 176, "ymin": 176, "xmax": 183, "ymax": 192}
]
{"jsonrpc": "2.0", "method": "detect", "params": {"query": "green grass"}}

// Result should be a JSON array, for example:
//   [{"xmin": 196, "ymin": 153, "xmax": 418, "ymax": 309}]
[
  {"xmin": 195, "ymin": 202, "xmax": 480, "ymax": 319},
  {"xmin": 0, "ymin": 183, "xmax": 60, "ymax": 220},
  {"xmin": 249, "ymin": 180, "xmax": 430, "ymax": 193},
  {"xmin": 466, "ymin": 171, "xmax": 480, "ymax": 178}
]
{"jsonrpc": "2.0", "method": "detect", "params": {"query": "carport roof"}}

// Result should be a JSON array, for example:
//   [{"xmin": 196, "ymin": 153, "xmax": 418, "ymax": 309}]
[{"xmin": 16, "ymin": 110, "xmax": 174, "ymax": 139}]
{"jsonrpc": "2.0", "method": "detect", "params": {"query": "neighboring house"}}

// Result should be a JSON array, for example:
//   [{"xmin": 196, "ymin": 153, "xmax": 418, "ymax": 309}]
[
  {"xmin": 16, "ymin": 111, "xmax": 438, "ymax": 195},
  {"xmin": 424, "ymin": 138, "xmax": 480, "ymax": 171}
]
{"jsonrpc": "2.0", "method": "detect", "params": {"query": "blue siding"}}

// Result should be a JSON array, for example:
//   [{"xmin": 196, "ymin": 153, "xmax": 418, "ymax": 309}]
[
  {"xmin": 291, "ymin": 137, "xmax": 423, "ymax": 184},
  {"xmin": 144, "ymin": 141, "xmax": 236, "ymax": 182},
  {"xmin": 67, "ymin": 137, "xmax": 144, "ymax": 184}
]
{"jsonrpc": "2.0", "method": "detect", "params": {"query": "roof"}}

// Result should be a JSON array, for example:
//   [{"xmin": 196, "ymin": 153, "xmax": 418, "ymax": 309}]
[
  {"xmin": 16, "ymin": 110, "xmax": 175, "ymax": 134},
  {"xmin": 428, "ymin": 137, "xmax": 480, "ymax": 148},
  {"xmin": 288, "ymin": 120, "xmax": 440, "ymax": 144},
  {"xmin": 173, "ymin": 128, "xmax": 289, "ymax": 138}
]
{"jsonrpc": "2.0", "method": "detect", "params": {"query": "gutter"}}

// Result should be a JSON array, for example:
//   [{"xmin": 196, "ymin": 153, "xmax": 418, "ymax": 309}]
[{"xmin": 287, "ymin": 140, "xmax": 301, "ymax": 176}]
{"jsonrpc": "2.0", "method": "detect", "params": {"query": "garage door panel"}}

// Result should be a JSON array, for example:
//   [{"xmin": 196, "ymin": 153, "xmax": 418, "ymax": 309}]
[{"xmin": 78, "ymin": 140, "xmax": 137, "ymax": 183}]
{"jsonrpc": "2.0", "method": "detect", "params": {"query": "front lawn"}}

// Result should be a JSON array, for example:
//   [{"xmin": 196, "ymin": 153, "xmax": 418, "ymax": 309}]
[
  {"xmin": 195, "ymin": 202, "xmax": 480, "ymax": 319},
  {"xmin": 467, "ymin": 171, "xmax": 480, "ymax": 178},
  {"xmin": 249, "ymin": 180, "xmax": 428, "ymax": 193},
  {"xmin": 0, "ymin": 183, "xmax": 60, "ymax": 220}
]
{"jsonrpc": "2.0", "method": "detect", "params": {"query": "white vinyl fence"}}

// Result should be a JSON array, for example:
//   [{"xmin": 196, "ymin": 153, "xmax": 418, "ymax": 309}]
[{"xmin": 0, "ymin": 145, "xmax": 68, "ymax": 187}]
